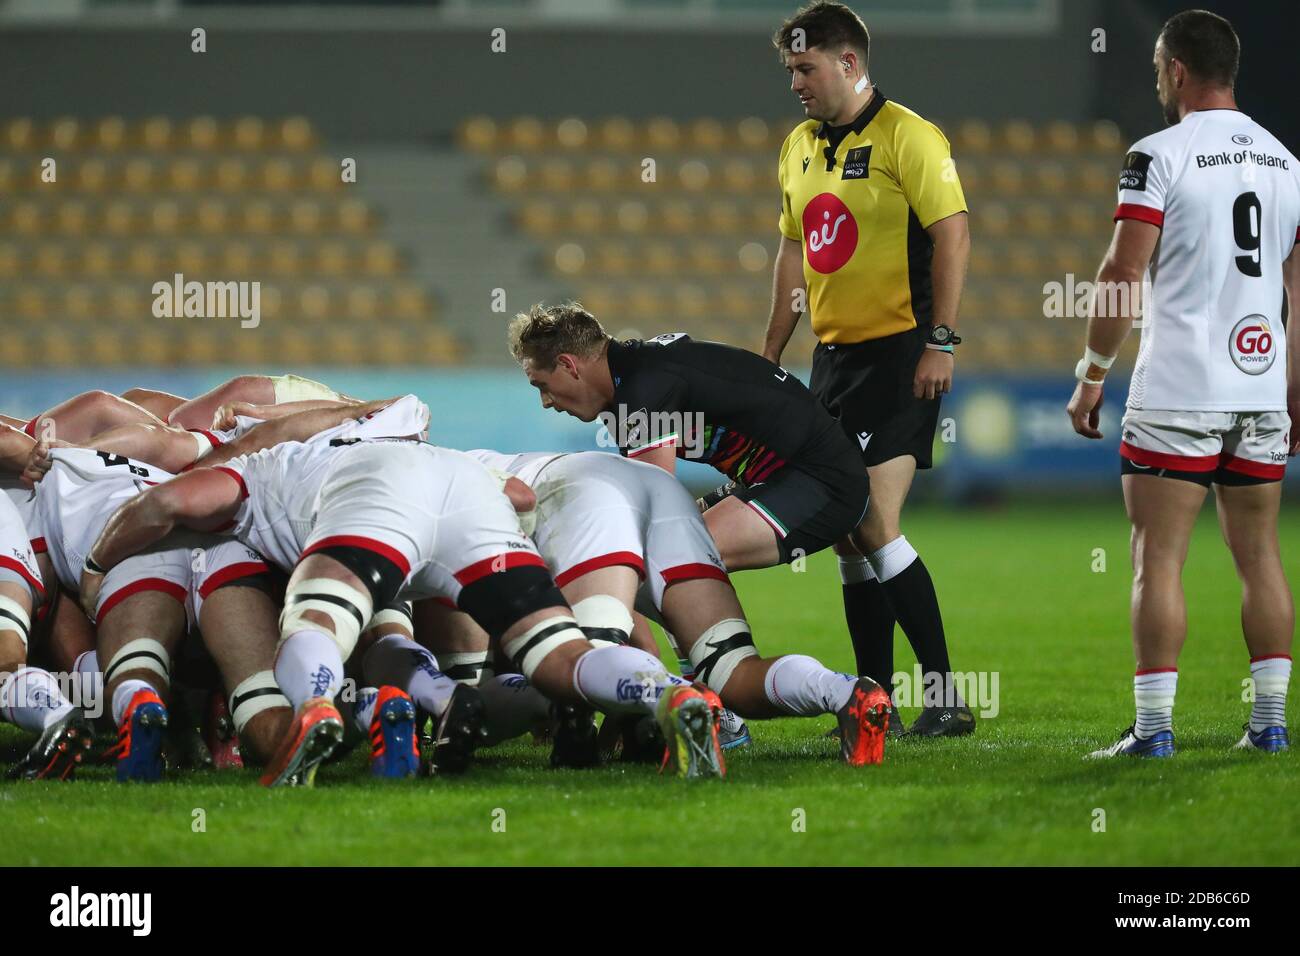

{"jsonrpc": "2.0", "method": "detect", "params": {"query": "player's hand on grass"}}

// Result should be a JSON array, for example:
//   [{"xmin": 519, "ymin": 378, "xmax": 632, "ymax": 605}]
[
  {"xmin": 914, "ymin": 349, "xmax": 954, "ymax": 400},
  {"xmin": 1067, "ymin": 381, "xmax": 1104, "ymax": 439},
  {"xmin": 22, "ymin": 437, "xmax": 72, "ymax": 487}
]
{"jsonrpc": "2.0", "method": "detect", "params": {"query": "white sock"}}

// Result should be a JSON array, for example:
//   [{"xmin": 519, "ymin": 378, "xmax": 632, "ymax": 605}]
[
  {"xmin": 865, "ymin": 535, "xmax": 917, "ymax": 584},
  {"xmin": 479, "ymin": 673, "xmax": 552, "ymax": 746},
  {"xmin": 573, "ymin": 644, "xmax": 677, "ymax": 716},
  {"xmin": 352, "ymin": 686, "xmax": 379, "ymax": 734},
  {"xmin": 274, "ymin": 629, "xmax": 344, "ymax": 710},
  {"xmin": 764, "ymin": 654, "xmax": 857, "ymax": 716},
  {"xmin": 362, "ymin": 634, "xmax": 457, "ymax": 717},
  {"xmin": 1250, "ymin": 655, "xmax": 1291, "ymax": 732},
  {"xmin": 73, "ymin": 650, "xmax": 102, "ymax": 716},
  {"xmin": 0, "ymin": 667, "xmax": 76, "ymax": 732},
  {"xmin": 1134, "ymin": 669, "xmax": 1177, "ymax": 738},
  {"xmin": 110, "ymin": 678, "xmax": 157, "ymax": 727},
  {"xmin": 838, "ymin": 553, "xmax": 875, "ymax": 585}
]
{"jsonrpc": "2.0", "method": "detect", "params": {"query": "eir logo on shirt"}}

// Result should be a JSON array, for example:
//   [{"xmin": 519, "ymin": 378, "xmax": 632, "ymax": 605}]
[{"xmin": 802, "ymin": 193, "xmax": 858, "ymax": 274}]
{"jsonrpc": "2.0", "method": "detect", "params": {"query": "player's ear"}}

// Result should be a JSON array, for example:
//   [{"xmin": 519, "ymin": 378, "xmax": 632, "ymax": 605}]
[{"xmin": 556, "ymin": 353, "xmax": 580, "ymax": 377}]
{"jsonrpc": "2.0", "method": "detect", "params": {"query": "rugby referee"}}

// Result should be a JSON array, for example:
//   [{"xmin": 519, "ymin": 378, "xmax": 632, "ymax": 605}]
[{"xmin": 765, "ymin": 2, "xmax": 973, "ymax": 735}]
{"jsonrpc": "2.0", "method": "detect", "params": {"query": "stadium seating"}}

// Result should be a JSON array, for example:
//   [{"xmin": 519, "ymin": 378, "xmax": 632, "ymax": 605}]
[
  {"xmin": 0, "ymin": 116, "xmax": 458, "ymax": 367},
  {"xmin": 463, "ymin": 114, "xmax": 1130, "ymax": 367}
]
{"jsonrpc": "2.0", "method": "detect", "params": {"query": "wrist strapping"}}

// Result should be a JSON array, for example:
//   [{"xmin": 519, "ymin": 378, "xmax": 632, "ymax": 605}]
[{"xmin": 1075, "ymin": 347, "xmax": 1116, "ymax": 383}]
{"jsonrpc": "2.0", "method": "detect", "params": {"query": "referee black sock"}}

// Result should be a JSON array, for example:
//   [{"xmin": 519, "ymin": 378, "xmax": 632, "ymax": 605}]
[
  {"xmin": 867, "ymin": 536, "xmax": 956, "ymax": 706},
  {"xmin": 838, "ymin": 554, "xmax": 897, "ymax": 694}
]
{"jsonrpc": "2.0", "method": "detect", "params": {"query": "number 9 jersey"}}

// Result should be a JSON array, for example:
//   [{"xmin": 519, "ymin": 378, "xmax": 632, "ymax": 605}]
[{"xmin": 1115, "ymin": 109, "xmax": 1300, "ymax": 412}]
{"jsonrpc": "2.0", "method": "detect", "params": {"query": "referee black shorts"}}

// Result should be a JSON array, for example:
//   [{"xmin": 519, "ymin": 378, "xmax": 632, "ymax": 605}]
[{"xmin": 809, "ymin": 326, "xmax": 941, "ymax": 470}]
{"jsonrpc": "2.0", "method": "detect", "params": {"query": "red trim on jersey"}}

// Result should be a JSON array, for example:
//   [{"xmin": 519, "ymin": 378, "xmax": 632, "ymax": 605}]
[
  {"xmin": 189, "ymin": 428, "xmax": 223, "ymax": 448},
  {"xmin": 212, "ymin": 466, "xmax": 248, "ymax": 499},
  {"xmin": 1219, "ymin": 454, "xmax": 1285, "ymax": 480},
  {"xmin": 453, "ymin": 551, "xmax": 547, "ymax": 586},
  {"xmin": 197, "ymin": 560, "xmax": 270, "ymax": 599},
  {"xmin": 1134, "ymin": 667, "xmax": 1178, "ymax": 676},
  {"xmin": 1120, "ymin": 441, "xmax": 1217, "ymax": 472},
  {"xmin": 553, "ymin": 551, "xmax": 646, "ymax": 588},
  {"xmin": 434, "ymin": 596, "xmax": 457, "ymax": 610},
  {"xmin": 1114, "ymin": 203, "xmax": 1164, "ymax": 227},
  {"xmin": 660, "ymin": 562, "xmax": 730, "ymax": 585},
  {"xmin": 97, "ymin": 577, "xmax": 188, "ymax": 624},
  {"xmin": 626, "ymin": 435, "xmax": 678, "ymax": 458},
  {"xmin": 30, "ymin": 537, "xmax": 47, "ymax": 554},
  {"xmin": 0, "ymin": 555, "xmax": 44, "ymax": 598},
  {"xmin": 1250, "ymin": 654, "xmax": 1293, "ymax": 663},
  {"xmin": 23, "ymin": 417, "xmax": 39, "ymax": 438},
  {"xmin": 302, "ymin": 535, "xmax": 412, "ymax": 577}
]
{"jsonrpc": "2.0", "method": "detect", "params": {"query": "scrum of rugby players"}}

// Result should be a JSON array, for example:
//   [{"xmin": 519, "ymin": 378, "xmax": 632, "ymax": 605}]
[{"xmin": 0, "ymin": 366, "xmax": 890, "ymax": 787}]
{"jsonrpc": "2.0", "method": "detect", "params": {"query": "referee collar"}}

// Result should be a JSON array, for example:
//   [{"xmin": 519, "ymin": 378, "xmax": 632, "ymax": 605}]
[{"xmin": 816, "ymin": 87, "xmax": 888, "ymax": 139}]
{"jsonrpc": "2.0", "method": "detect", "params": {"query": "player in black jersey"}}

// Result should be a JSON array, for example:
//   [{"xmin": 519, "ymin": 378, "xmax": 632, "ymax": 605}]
[{"xmin": 507, "ymin": 302, "xmax": 869, "ymax": 571}]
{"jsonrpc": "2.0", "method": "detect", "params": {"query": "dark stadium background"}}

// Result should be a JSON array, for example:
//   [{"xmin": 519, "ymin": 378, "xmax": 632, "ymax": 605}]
[{"xmin": 1, "ymin": 0, "xmax": 1294, "ymax": 496}]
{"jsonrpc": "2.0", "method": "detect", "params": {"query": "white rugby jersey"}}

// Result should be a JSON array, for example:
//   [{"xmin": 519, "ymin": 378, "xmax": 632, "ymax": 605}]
[
  {"xmin": 463, "ymin": 450, "xmax": 566, "ymax": 487},
  {"xmin": 35, "ymin": 449, "xmax": 173, "ymax": 592},
  {"xmin": 1115, "ymin": 110, "xmax": 1300, "ymax": 411}
]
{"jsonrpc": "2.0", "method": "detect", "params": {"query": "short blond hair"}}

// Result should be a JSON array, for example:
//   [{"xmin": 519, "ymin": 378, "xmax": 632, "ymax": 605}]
[{"xmin": 507, "ymin": 301, "xmax": 608, "ymax": 368}]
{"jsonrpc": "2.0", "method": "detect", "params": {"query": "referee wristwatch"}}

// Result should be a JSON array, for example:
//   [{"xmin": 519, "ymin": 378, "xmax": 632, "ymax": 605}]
[{"xmin": 926, "ymin": 324, "xmax": 961, "ymax": 350}]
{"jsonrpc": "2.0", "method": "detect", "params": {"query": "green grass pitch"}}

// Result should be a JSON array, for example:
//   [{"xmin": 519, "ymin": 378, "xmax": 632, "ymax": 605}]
[{"xmin": 3, "ymin": 500, "xmax": 1296, "ymax": 866}]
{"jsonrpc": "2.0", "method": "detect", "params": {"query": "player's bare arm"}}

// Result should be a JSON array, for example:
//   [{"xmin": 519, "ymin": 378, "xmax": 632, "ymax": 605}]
[
  {"xmin": 1067, "ymin": 218, "xmax": 1161, "ymax": 439},
  {"xmin": 914, "ymin": 211, "xmax": 970, "ymax": 400},
  {"xmin": 199, "ymin": 396, "xmax": 400, "ymax": 468},
  {"xmin": 1284, "ymin": 243, "xmax": 1300, "ymax": 454},
  {"xmin": 0, "ymin": 423, "xmax": 36, "ymax": 475},
  {"xmin": 211, "ymin": 397, "xmax": 358, "ymax": 431},
  {"xmin": 80, "ymin": 468, "xmax": 244, "ymax": 614},
  {"xmin": 762, "ymin": 235, "xmax": 807, "ymax": 364}
]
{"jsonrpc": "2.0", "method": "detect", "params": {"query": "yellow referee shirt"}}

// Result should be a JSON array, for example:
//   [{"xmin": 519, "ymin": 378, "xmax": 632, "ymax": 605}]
[{"xmin": 778, "ymin": 90, "xmax": 967, "ymax": 344}]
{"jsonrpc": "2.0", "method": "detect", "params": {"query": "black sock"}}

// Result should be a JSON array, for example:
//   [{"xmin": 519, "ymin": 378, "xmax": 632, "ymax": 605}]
[
  {"xmin": 879, "ymin": 556, "xmax": 954, "ymax": 701},
  {"xmin": 840, "ymin": 578, "xmax": 897, "ymax": 694}
]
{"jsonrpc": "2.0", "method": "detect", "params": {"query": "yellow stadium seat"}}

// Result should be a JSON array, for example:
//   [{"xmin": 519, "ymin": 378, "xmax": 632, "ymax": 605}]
[
  {"xmin": 735, "ymin": 117, "xmax": 770, "ymax": 151},
  {"xmin": 660, "ymin": 200, "xmax": 696, "ymax": 233},
  {"xmin": 553, "ymin": 241, "xmax": 588, "ymax": 276},
  {"xmin": 57, "ymin": 200, "xmax": 90, "ymax": 235},
  {"xmin": 308, "ymin": 158, "xmax": 342, "ymax": 192},
  {"xmin": 167, "ymin": 158, "xmax": 205, "ymax": 192},
  {"xmin": 999, "ymin": 120, "xmax": 1037, "ymax": 155},
  {"xmin": 214, "ymin": 158, "xmax": 250, "ymax": 192},
  {"xmin": 63, "ymin": 285, "xmax": 96, "ymax": 322},
  {"xmin": 0, "ymin": 244, "xmax": 19, "ymax": 279},
  {"xmin": 175, "ymin": 242, "xmax": 208, "ymax": 274},
  {"xmin": 87, "ymin": 331, "xmax": 126, "ymax": 366},
  {"xmin": 646, "ymin": 117, "xmax": 682, "ymax": 151},
  {"xmin": 223, "ymin": 241, "xmax": 255, "ymax": 273},
  {"xmin": 345, "ymin": 285, "xmax": 383, "ymax": 322},
  {"xmin": 242, "ymin": 200, "xmax": 277, "ymax": 234},
  {"xmin": 555, "ymin": 117, "xmax": 589, "ymax": 150},
  {"xmin": 677, "ymin": 159, "xmax": 711, "ymax": 191},
  {"xmin": 229, "ymin": 331, "xmax": 269, "ymax": 365},
  {"xmin": 181, "ymin": 330, "xmax": 222, "ymax": 364},
  {"xmin": 570, "ymin": 198, "xmax": 605, "ymax": 233},
  {"xmin": 3, "ymin": 118, "xmax": 35, "ymax": 152},
  {"xmin": 458, "ymin": 116, "xmax": 499, "ymax": 153},
  {"xmin": 1089, "ymin": 120, "xmax": 1123, "ymax": 153},
  {"xmin": 704, "ymin": 200, "xmax": 743, "ymax": 235},
  {"xmin": 316, "ymin": 241, "xmax": 351, "ymax": 277},
  {"xmin": 126, "ymin": 243, "xmax": 160, "ymax": 277},
  {"xmin": 615, "ymin": 199, "xmax": 650, "ymax": 234},
  {"xmin": 195, "ymin": 199, "xmax": 230, "ymax": 234},
  {"xmin": 364, "ymin": 242, "xmax": 399, "ymax": 277},
  {"xmin": 298, "ymin": 284, "xmax": 332, "ymax": 320},
  {"xmin": 336, "ymin": 199, "xmax": 372, "ymax": 234},
  {"xmin": 10, "ymin": 201, "xmax": 44, "ymax": 236},
  {"xmin": 1033, "ymin": 161, "xmax": 1069, "ymax": 194},
  {"xmin": 1077, "ymin": 161, "xmax": 1113, "ymax": 196},
  {"xmin": 185, "ymin": 117, "xmax": 220, "ymax": 153},
  {"xmin": 1006, "ymin": 241, "xmax": 1044, "ymax": 278},
  {"xmin": 722, "ymin": 159, "xmax": 762, "ymax": 193},
  {"xmin": 989, "ymin": 161, "xmax": 1024, "ymax": 195},
  {"xmin": 519, "ymin": 200, "xmax": 559, "ymax": 235},
  {"xmin": 48, "ymin": 117, "xmax": 83, "ymax": 152},
  {"xmin": 585, "ymin": 157, "xmax": 623, "ymax": 192},
  {"xmin": 77, "ymin": 160, "xmax": 111, "ymax": 195},
  {"xmin": 688, "ymin": 241, "xmax": 728, "ymax": 276},
  {"xmin": 150, "ymin": 199, "xmax": 183, "ymax": 236},
  {"xmin": 491, "ymin": 156, "xmax": 528, "ymax": 193},
  {"xmin": 101, "ymin": 201, "xmax": 135, "ymax": 236},
  {"xmin": 81, "ymin": 243, "xmax": 114, "ymax": 278},
  {"xmin": 39, "ymin": 331, "xmax": 79, "ymax": 367},
  {"xmin": 1043, "ymin": 120, "xmax": 1080, "ymax": 154},
  {"xmin": 325, "ymin": 328, "xmax": 361, "ymax": 359},
  {"xmin": 34, "ymin": 245, "xmax": 68, "ymax": 278},
  {"xmin": 689, "ymin": 118, "xmax": 727, "ymax": 152},
  {"xmin": 642, "ymin": 241, "xmax": 680, "ymax": 276},
  {"xmin": 278, "ymin": 116, "xmax": 316, "ymax": 151},
  {"xmin": 232, "ymin": 116, "xmax": 267, "ymax": 151},
  {"xmin": 507, "ymin": 117, "xmax": 547, "ymax": 152},
  {"xmin": 93, "ymin": 117, "xmax": 127, "ymax": 153},
  {"xmin": 539, "ymin": 159, "xmax": 577, "ymax": 192},
  {"xmin": 289, "ymin": 200, "xmax": 324, "ymax": 234},
  {"xmin": 17, "ymin": 287, "xmax": 48, "ymax": 320},
  {"xmin": 268, "ymin": 240, "xmax": 303, "ymax": 277},
  {"xmin": 953, "ymin": 120, "xmax": 992, "ymax": 155},
  {"xmin": 597, "ymin": 117, "xmax": 636, "ymax": 152},
  {"xmin": 975, "ymin": 201, "xmax": 1011, "ymax": 238},
  {"xmin": 391, "ymin": 283, "xmax": 431, "ymax": 320},
  {"xmin": 1020, "ymin": 202, "xmax": 1055, "ymax": 238},
  {"xmin": 261, "ymin": 158, "xmax": 297, "ymax": 192},
  {"xmin": 141, "ymin": 117, "xmax": 176, "ymax": 152}
]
